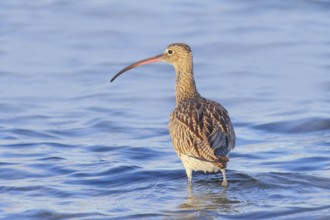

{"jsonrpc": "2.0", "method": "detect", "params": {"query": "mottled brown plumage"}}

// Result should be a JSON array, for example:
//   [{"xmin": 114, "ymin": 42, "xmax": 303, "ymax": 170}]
[{"xmin": 111, "ymin": 43, "xmax": 235, "ymax": 186}]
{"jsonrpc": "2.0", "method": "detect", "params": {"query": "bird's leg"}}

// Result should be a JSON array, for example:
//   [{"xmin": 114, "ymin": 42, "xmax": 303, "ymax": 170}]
[
  {"xmin": 220, "ymin": 168, "xmax": 228, "ymax": 187},
  {"xmin": 184, "ymin": 165, "xmax": 193, "ymax": 182}
]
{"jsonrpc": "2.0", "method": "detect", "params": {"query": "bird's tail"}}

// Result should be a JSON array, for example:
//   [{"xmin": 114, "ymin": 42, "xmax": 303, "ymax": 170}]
[{"xmin": 212, "ymin": 156, "xmax": 229, "ymax": 169}]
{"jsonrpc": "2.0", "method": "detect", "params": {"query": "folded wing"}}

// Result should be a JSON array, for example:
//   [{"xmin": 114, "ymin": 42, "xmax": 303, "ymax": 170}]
[{"xmin": 169, "ymin": 97, "xmax": 235, "ymax": 164}]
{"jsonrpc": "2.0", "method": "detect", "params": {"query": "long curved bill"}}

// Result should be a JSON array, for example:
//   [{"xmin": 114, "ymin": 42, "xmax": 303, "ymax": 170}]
[{"xmin": 111, "ymin": 54, "xmax": 163, "ymax": 82}]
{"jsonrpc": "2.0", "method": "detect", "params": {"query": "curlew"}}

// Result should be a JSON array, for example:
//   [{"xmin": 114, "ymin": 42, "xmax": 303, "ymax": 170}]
[{"xmin": 111, "ymin": 43, "xmax": 235, "ymax": 186}]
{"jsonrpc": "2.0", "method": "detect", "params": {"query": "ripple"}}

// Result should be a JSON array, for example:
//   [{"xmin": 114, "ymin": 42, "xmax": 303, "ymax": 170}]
[
  {"xmin": 262, "ymin": 156, "xmax": 330, "ymax": 172},
  {"xmin": 0, "ymin": 167, "xmax": 45, "ymax": 180},
  {"xmin": 37, "ymin": 156, "xmax": 65, "ymax": 161},
  {"xmin": 3, "ymin": 209, "xmax": 107, "ymax": 220},
  {"xmin": 253, "ymin": 117, "xmax": 330, "ymax": 134},
  {"xmin": 85, "ymin": 119, "xmax": 129, "ymax": 133},
  {"xmin": 9, "ymin": 128, "xmax": 60, "ymax": 139}
]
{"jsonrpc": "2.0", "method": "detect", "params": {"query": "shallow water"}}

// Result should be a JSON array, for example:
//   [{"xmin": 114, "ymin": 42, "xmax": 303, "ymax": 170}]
[{"xmin": 0, "ymin": 1, "xmax": 330, "ymax": 219}]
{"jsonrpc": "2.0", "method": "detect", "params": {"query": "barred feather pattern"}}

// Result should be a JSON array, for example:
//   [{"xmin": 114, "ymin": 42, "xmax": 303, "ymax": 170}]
[{"xmin": 169, "ymin": 96, "xmax": 235, "ymax": 170}]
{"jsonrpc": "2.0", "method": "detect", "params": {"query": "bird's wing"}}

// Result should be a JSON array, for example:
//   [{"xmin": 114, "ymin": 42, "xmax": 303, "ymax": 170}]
[{"xmin": 169, "ymin": 98, "xmax": 235, "ymax": 163}]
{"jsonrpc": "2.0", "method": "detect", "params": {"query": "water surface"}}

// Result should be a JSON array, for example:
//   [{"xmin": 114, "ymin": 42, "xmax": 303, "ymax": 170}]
[{"xmin": 0, "ymin": 1, "xmax": 329, "ymax": 219}]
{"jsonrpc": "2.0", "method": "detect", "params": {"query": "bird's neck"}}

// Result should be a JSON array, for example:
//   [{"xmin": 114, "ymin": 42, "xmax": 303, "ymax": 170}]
[{"xmin": 174, "ymin": 62, "xmax": 200, "ymax": 106}]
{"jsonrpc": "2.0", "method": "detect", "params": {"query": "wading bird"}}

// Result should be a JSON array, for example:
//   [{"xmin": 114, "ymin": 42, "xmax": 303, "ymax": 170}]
[{"xmin": 111, "ymin": 43, "xmax": 235, "ymax": 186}]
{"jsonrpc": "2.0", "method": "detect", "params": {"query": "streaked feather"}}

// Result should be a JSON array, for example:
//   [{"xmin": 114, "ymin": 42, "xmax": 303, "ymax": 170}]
[{"xmin": 169, "ymin": 96, "xmax": 235, "ymax": 168}]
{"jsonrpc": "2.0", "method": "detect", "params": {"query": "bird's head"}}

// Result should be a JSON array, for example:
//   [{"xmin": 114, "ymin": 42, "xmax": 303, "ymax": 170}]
[
  {"xmin": 111, "ymin": 43, "xmax": 192, "ymax": 82},
  {"xmin": 161, "ymin": 43, "xmax": 192, "ymax": 66}
]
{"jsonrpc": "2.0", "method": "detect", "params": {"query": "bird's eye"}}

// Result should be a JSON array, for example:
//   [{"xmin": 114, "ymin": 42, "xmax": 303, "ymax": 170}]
[{"xmin": 168, "ymin": 50, "xmax": 173, "ymax": 55}]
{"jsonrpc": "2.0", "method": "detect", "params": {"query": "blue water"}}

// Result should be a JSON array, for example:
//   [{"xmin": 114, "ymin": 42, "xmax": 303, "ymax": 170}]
[{"xmin": 0, "ymin": 1, "xmax": 330, "ymax": 219}]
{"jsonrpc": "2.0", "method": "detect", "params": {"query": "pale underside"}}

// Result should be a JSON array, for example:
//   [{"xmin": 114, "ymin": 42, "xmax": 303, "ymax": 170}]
[{"xmin": 177, "ymin": 152, "xmax": 221, "ymax": 173}]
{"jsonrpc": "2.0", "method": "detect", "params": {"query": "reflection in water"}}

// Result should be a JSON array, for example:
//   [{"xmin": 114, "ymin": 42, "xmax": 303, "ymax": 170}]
[{"xmin": 178, "ymin": 180, "xmax": 240, "ymax": 214}]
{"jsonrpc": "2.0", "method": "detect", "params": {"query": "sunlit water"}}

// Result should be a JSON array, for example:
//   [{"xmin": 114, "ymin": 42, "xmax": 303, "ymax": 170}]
[{"xmin": 0, "ymin": 1, "xmax": 329, "ymax": 219}]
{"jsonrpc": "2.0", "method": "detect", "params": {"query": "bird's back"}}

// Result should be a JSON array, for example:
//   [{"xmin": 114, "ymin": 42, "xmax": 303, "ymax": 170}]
[{"xmin": 169, "ymin": 96, "xmax": 235, "ymax": 168}]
